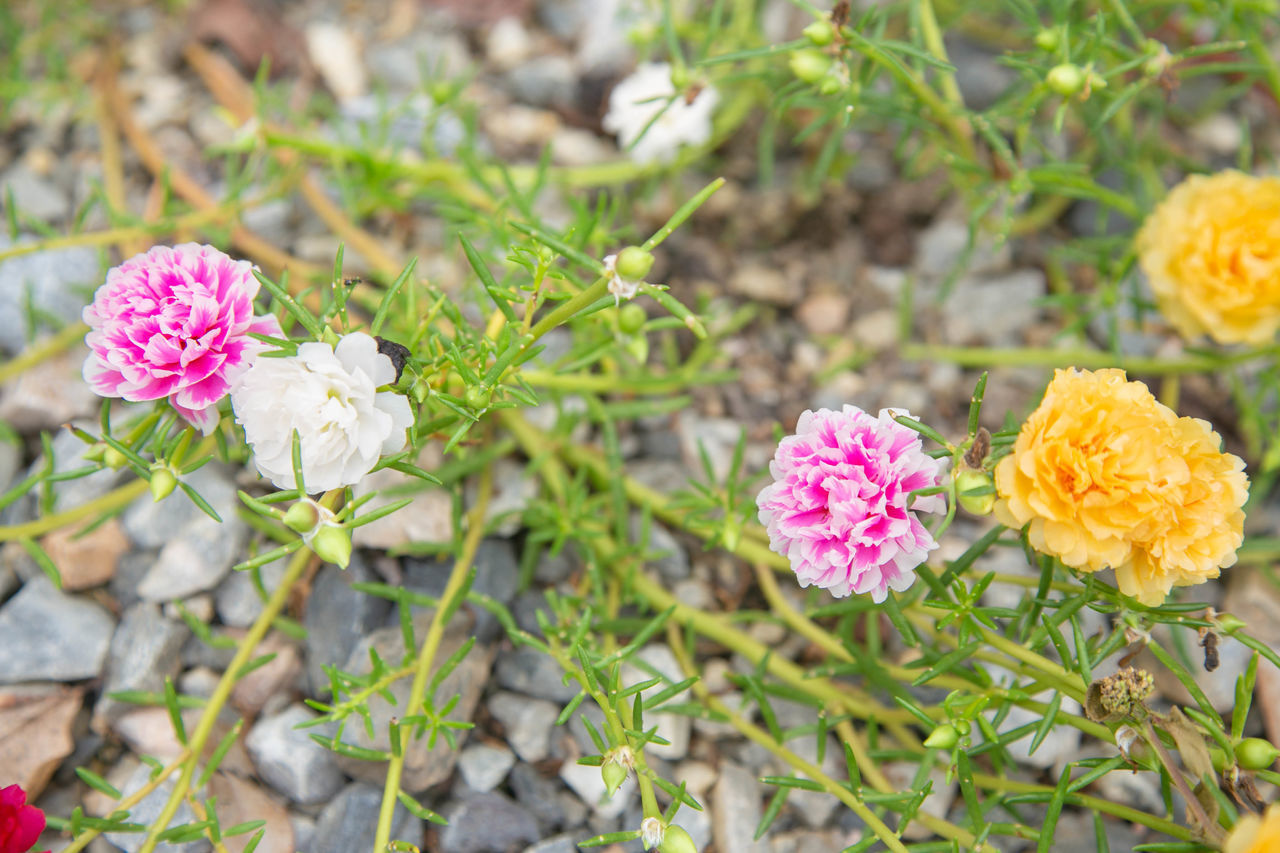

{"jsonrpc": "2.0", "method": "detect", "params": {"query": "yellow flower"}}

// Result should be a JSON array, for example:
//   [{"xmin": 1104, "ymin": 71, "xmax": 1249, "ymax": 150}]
[
  {"xmin": 1225, "ymin": 803, "xmax": 1280, "ymax": 853},
  {"xmin": 994, "ymin": 368, "xmax": 1248, "ymax": 606},
  {"xmin": 1136, "ymin": 170, "xmax": 1280, "ymax": 345}
]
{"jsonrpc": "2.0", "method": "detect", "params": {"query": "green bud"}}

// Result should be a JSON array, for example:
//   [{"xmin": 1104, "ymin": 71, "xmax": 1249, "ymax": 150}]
[
  {"xmin": 1235, "ymin": 738, "xmax": 1280, "ymax": 770},
  {"xmin": 83, "ymin": 442, "xmax": 107, "ymax": 463},
  {"xmin": 803, "ymin": 20, "xmax": 834, "ymax": 46},
  {"xmin": 923, "ymin": 723, "xmax": 960, "ymax": 749},
  {"xmin": 657, "ymin": 824, "xmax": 698, "ymax": 853},
  {"xmin": 321, "ymin": 326, "xmax": 341, "ymax": 347},
  {"xmin": 103, "ymin": 446, "xmax": 129, "ymax": 470},
  {"xmin": 789, "ymin": 48, "xmax": 833, "ymax": 85},
  {"xmin": 311, "ymin": 524, "xmax": 352, "ymax": 569},
  {"xmin": 955, "ymin": 469, "xmax": 995, "ymax": 516},
  {"xmin": 615, "ymin": 246, "xmax": 655, "ymax": 282},
  {"xmin": 1033, "ymin": 28, "xmax": 1060, "ymax": 52},
  {"xmin": 1216, "ymin": 613, "xmax": 1246, "ymax": 634},
  {"xmin": 618, "ymin": 303, "xmax": 648, "ymax": 335},
  {"xmin": 465, "ymin": 386, "xmax": 492, "ymax": 410},
  {"xmin": 283, "ymin": 500, "xmax": 322, "ymax": 535},
  {"xmin": 601, "ymin": 761, "xmax": 627, "ymax": 797},
  {"xmin": 148, "ymin": 465, "xmax": 178, "ymax": 502},
  {"xmin": 1046, "ymin": 63, "xmax": 1085, "ymax": 97},
  {"xmin": 669, "ymin": 64, "xmax": 691, "ymax": 91},
  {"xmin": 817, "ymin": 74, "xmax": 843, "ymax": 96},
  {"xmin": 412, "ymin": 380, "xmax": 430, "ymax": 405}
]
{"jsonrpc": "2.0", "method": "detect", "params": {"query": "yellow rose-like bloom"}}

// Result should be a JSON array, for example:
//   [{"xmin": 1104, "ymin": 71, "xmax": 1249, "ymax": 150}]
[
  {"xmin": 1136, "ymin": 170, "xmax": 1280, "ymax": 345},
  {"xmin": 994, "ymin": 368, "xmax": 1248, "ymax": 606},
  {"xmin": 1225, "ymin": 803, "xmax": 1280, "ymax": 853}
]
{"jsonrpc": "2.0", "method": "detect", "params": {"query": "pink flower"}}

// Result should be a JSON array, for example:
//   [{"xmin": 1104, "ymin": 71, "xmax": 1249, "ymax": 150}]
[
  {"xmin": 0, "ymin": 784, "xmax": 48, "ymax": 853},
  {"xmin": 82, "ymin": 244, "xmax": 283, "ymax": 434},
  {"xmin": 757, "ymin": 406, "xmax": 945, "ymax": 601}
]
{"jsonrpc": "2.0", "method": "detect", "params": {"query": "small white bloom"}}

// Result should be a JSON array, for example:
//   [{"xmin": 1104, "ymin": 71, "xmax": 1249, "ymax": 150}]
[
  {"xmin": 232, "ymin": 332, "xmax": 414, "ymax": 493},
  {"xmin": 639, "ymin": 817, "xmax": 665, "ymax": 850},
  {"xmin": 602, "ymin": 254, "xmax": 642, "ymax": 303},
  {"xmin": 603, "ymin": 62, "xmax": 718, "ymax": 164}
]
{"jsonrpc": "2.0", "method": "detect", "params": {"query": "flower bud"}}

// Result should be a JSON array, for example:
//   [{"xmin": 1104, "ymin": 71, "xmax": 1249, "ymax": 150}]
[
  {"xmin": 148, "ymin": 464, "xmax": 178, "ymax": 502},
  {"xmin": 602, "ymin": 761, "xmax": 628, "ymax": 797},
  {"xmin": 669, "ymin": 64, "xmax": 691, "ymax": 91},
  {"xmin": 83, "ymin": 442, "xmax": 107, "ymax": 463},
  {"xmin": 1216, "ymin": 613, "xmax": 1246, "ymax": 634},
  {"xmin": 1034, "ymin": 28, "xmax": 1060, "ymax": 52},
  {"xmin": 284, "ymin": 500, "xmax": 322, "ymax": 535},
  {"xmin": 1235, "ymin": 738, "xmax": 1280, "ymax": 770},
  {"xmin": 615, "ymin": 247, "xmax": 655, "ymax": 282},
  {"xmin": 658, "ymin": 824, "xmax": 698, "ymax": 853},
  {"xmin": 103, "ymin": 446, "xmax": 129, "ymax": 470},
  {"xmin": 465, "ymin": 386, "xmax": 492, "ymax": 410},
  {"xmin": 1046, "ymin": 63, "xmax": 1085, "ymax": 97},
  {"xmin": 790, "ymin": 48, "xmax": 833, "ymax": 84},
  {"xmin": 619, "ymin": 303, "xmax": 648, "ymax": 335},
  {"xmin": 803, "ymin": 20, "xmax": 834, "ymax": 46},
  {"xmin": 817, "ymin": 74, "xmax": 843, "ymax": 96},
  {"xmin": 924, "ymin": 723, "xmax": 960, "ymax": 749},
  {"xmin": 311, "ymin": 524, "xmax": 352, "ymax": 568},
  {"xmin": 955, "ymin": 469, "xmax": 995, "ymax": 516}
]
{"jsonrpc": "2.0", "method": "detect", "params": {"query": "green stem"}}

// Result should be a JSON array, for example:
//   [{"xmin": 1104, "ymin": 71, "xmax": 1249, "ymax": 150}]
[
  {"xmin": 371, "ymin": 468, "xmax": 491, "ymax": 853},
  {"xmin": 915, "ymin": 0, "xmax": 966, "ymax": 110},
  {"xmin": 59, "ymin": 750, "xmax": 192, "ymax": 853},
  {"xmin": 0, "ymin": 322, "xmax": 89, "ymax": 383},
  {"xmin": 899, "ymin": 343, "xmax": 1255, "ymax": 374},
  {"xmin": 136, "ymin": 491, "xmax": 338, "ymax": 853},
  {"xmin": 0, "ymin": 479, "xmax": 149, "ymax": 541},
  {"xmin": 525, "ymin": 277, "xmax": 610, "ymax": 344}
]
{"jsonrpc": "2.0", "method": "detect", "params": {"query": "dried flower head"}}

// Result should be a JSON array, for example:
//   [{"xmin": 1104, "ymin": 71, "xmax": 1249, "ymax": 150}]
[
  {"xmin": 757, "ymin": 405, "xmax": 945, "ymax": 601},
  {"xmin": 1136, "ymin": 170, "xmax": 1280, "ymax": 344},
  {"xmin": 1100, "ymin": 667, "xmax": 1154, "ymax": 716},
  {"xmin": 994, "ymin": 368, "xmax": 1247, "ymax": 605},
  {"xmin": 1225, "ymin": 803, "xmax": 1280, "ymax": 853},
  {"xmin": 603, "ymin": 62, "xmax": 718, "ymax": 164},
  {"xmin": 83, "ymin": 244, "xmax": 283, "ymax": 434}
]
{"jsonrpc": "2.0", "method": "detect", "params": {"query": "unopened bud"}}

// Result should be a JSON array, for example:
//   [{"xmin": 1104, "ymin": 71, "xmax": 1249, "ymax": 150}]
[
  {"xmin": 284, "ymin": 500, "xmax": 322, "ymax": 535},
  {"xmin": 1034, "ymin": 28, "xmax": 1060, "ymax": 52},
  {"xmin": 83, "ymin": 442, "xmax": 107, "ymax": 463},
  {"xmin": 817, "ymin": 74, "xmax": 843, "ymax": 96},
  {"xmin": 148, "ymin": 464, "xmax": 178, "ymax": 502},
  {"xmin": 924, "ymin": 723, "xmax": 960, "ymax": 749},
  {"xmin": 803, "ymin": 20, "xmax": 834, "ymax": 46},
  {"xmin": 1235, "ymin": 737, "xmax": 1280, "ymax": 770},
  {"xmin": 955, "ymin": 469, "xmax": 995, "ymax": 516},
  {"xmin": 658, "ymin": 824, "xmax": 698, "ymax": 853},
  {"xmin": 790, "ymin": 48, "xmax": 833, "ymax": 84},
  {"xmin": 103, "ymin": 446, "xmax": 129, "ymax": 470},
  {"xmin": 465, "ymin": 386, "xmax": 492, "ymax": 410},
  {"xmin": 619, "ymin": 303, "xmax": 647, "ymax": 335},
  {"xmin": 310, "ymin": 524, "xmax": 352, "ymax": 568},
  {"xmin": 615, "ymin": 247, "xmax": 655, "ymax": 282},
  {"xmin": 1216, "ymin": 613, "xmax": 1246, "ymax": 634},
  {"xmin": 602, "ymin": 761, "xmax": 628, "ymax": 797},
  {"xmin": 1046, "ymin": 63, "xmax": 1085, "ymax": 97}
]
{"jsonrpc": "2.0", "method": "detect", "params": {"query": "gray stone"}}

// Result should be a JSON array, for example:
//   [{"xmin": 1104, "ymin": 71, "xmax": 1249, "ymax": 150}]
[
  {"xmin": 523, "ymin": 834, "xmax": 579, "ymax": 853},
  {"xmin": 121, "ymin": 443, "xmax": 238, "ymax": 548},
  {"xmin": 403, "ymin": 539, "xmax": 519, "ymax": 643},
  {"xmin": 712, "ymin": 764, "xmax": 769, "ymax": 853},
  {"xmin": 913, "ymin": 217, "xmax": 1010, "ymax": 283},
  {"xmin": 488, "ymin": 691, "xmax": 558, "ymax": 762},
  {"xmin": 0, "ymin": 236, "xmax": 98, "ymax": 354},
  {"xmin": 946, "ymin": 37, "xmax": 1016, "ymax": 111},
  {"xmin": 14, "ymin": 427, "xmax": 125, "ymax": 523},
  {"xmin": 509, "ymin": 763, "xmax": 568, "ymax": 829},
  {"xmin": 0, "ymin": 437, "xmax": 19, "ymax": 494},
  {"xmin": 575, "ymin": 0, "xmax": 641, "ymax": 73},
  {"xmin": 313, "ymin": 783, "xmax": 421, "ymax": 853},
  {"xmin": 439, "ymin": 791, "xmax": 540, "ymax": 853},
  {"xmin": 513, "ymin": 589, "xmax": 553, "ymax": 637},
  {"xmin": 136, "ymin": 509, "xmax": 248, "ymax": 601},
  {"xmin": 216, "ymin": 557, "xmax": 289, "ymax": 628},
  {"xmin": 0, "ymin": 575, "xmax": 114, "ymax": 683},
  {"xmin": 678, "ymin": 800, "xmax": 713, "ymax": 851},
  {"xmin": 335, "ymin": 614, "xmax": 493, "ymax": 792},
  {"xmin": 95, "ymin": 602, "xmax": 190, "ymax": 725},
  {"xmin": 496, "ymin": 646, "xmax": 579, "ymax": 702},
  {"xmin": 289, "ymin": 813, "xmax": 317, "ymax": 853},
  {"xmin": 109, "ymin": 550, "xmax": 154, "ymax": 612},
  {"xmin": 366, "ymin": 32, "xmax": 471, "ymax": 92},
  {"xmin": 457, "ymin": 742, "xmax": 516, "ymax": 792},
  {"xmin": 941, "ymin": 270, "xmax": 1044, "ymax": 346},
  {"xmin": 304, "ymin": 554, "xmax": 391, "ymax": 695},
  {"xmin": 1, "ymin": 166, "xmax": 67, "ymax": 222},
  {"xmin": 534, "ymin": 549, "xmax": 575, "ymax": 584},
  {"xmin": 106, "ymin": 763, "xmax": 211, "ymax": 853},
  {"xmin": 245, "ymin": 703, "xmax": 345, "ymax": 805},
  {"xmin": 631, "ymin": 517, "xmax": 689, "ymax": 583},
  {"xmin": 506, "ymin": 56, "xmax": 576, "ymax": 107},
  {"xmin": 536, "ymin": 0, "xmax": 587, "ymax": 40}
]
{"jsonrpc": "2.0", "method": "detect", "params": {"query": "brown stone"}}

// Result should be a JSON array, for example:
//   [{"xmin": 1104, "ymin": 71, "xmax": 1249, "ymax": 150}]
[{"xmin": 40, "ymin": 517, "xmax": 130, "ymax": 591}]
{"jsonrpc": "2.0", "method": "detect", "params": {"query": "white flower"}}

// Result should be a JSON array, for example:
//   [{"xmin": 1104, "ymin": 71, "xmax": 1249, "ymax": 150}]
[
  {"xmin": 232, "ymin": 332, "xmax": 414, "ymax": 492},
  {"xmin": 602, "ymin": 254, "xmax": 641, "ymax": 303},
  {"xmin": 603, "ymin": 62, "xmax": 718, "ymax": 164}
]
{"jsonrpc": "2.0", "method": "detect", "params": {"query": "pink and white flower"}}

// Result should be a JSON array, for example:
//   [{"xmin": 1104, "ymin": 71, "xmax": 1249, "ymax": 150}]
[
  {"xmin": 231, "ymin": 332, "xmax": 413, "ymax": 493},
  {"xmin": 756, "ymin": 406, "xmax": 945, "ymax": 601},
  {"xmin": 82, "ymin": 244, "xmax": 282, "ymax": 434}
]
